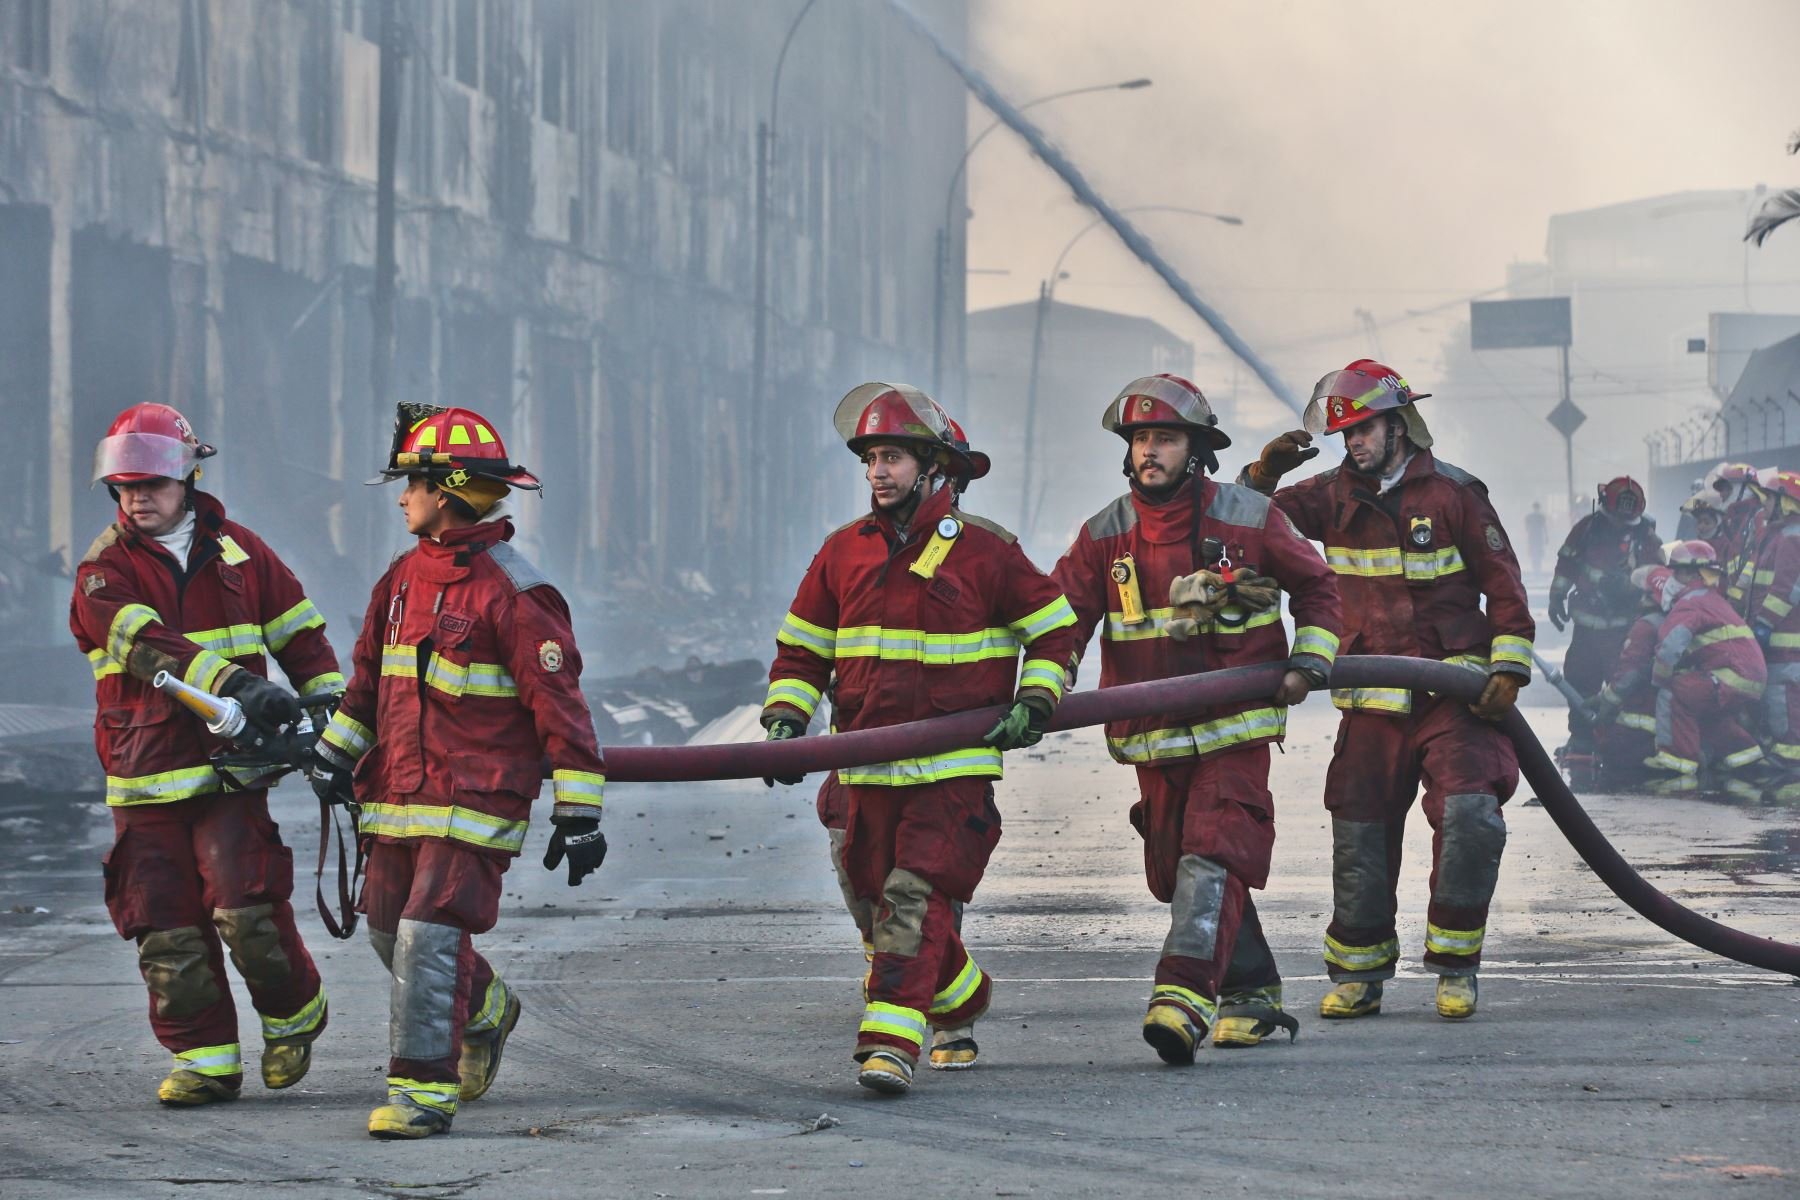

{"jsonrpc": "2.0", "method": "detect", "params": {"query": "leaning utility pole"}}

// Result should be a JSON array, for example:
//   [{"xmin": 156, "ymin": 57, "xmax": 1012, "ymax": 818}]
[{"xmin": 370, "ymin": 0, "xmax": 402, "ymax": 409}]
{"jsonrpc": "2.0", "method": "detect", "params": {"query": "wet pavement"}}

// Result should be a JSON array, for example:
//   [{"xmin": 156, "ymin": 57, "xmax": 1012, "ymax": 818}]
[{"xmin": 1, "ymin": 698, "xmax": 1796, "ymax": 1198}]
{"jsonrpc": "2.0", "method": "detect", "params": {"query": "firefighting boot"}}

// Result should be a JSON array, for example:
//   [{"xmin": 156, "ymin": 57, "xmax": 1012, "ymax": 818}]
[
  {"xmin": 1213, "ymin": 985, "xmax": 1299, "ymax": 1048},
  {"xmin": 1318, "ymin": 980, "xmax": 1383, "ymax": 1019},
  {"xmin": 157, "ymin": 1070, "xmax": 242, "ymax": 1107},
  {"xmin": 856, "ymin": 1050, "xmax": 914, "ymax": 1095},
  {"xmin": 458, "ymin": 988, "xmax": 522, "ymax": 1101},
  {"xmin": 1141, "ymin": 1003, "xmax": 1204, "ymax": 1065},
  {"xmin": 1435, "ymin": 975, "xmax": 1478, "ymax": 1020},
  {"xmin": 368, "ymin": 1088, "xmax": 456, "ymax": 1140},
  {"xmin": 260, "ymin": 1039, "xmax": 315, "ymax": 1090},
  {"xmin": 928, "ymin": 1024, "xmax": 979, "ymax": 1071}
]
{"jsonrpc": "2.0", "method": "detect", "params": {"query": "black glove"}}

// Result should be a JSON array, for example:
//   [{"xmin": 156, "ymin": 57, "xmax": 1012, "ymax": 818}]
[
  {"xmin": 219, "ymin": 670, "xmax": 302, "ymax": 730},
  {"xmin": 304, "ymin": 748, "xmax": 355, "ymax": 808},
  {"xmin": 543, "ymin": 817, "xmax": 608, "ymax": 887},
  {"xmin": 982, "ymin": 697, "xmax": 1052, "ymax": 751},
  {"xmin": 1547, "ymin": 591, "xmax": 1569, "ymax": 633},
  {"xmin": 762, "ymin": 718, "xmax": 806, "ymax": 788}
]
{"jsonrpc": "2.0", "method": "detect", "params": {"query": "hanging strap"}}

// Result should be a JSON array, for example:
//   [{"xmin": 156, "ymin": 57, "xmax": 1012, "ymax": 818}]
[{"xmin": 315, "ymin": 791, "xmax": 365, "ymax": 940}]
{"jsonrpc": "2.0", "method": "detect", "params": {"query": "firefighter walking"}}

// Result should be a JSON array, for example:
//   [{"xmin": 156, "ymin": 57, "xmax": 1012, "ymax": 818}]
[
  {"xmin": 309, "ymin": 405, "xmax": 608, "ymax": 1138},
  {"xmin": 70, "ymin": 403, "xmax": 342, "ymax": 1105},
  {"xmin": 761, "ymin": 383, "xmax": 1079, "ymax": 1095},
  {"xmin": 1051, "ymin": 375, "xmax": 1341, "ymax": 1062},
  {"xmin": 1243, "ymin": 360, "xmax": 1535, "ymax": 1021}
]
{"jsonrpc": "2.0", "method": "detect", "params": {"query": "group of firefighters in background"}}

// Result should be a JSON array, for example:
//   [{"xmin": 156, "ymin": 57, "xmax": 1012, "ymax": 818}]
[
  {"xmin": 73, "ymin": 354, "xmax": 1558, "ymax": 1134},
  {"xmin": 1551, "ymin": 461, "xmax": 1800, "ymax": 787}
]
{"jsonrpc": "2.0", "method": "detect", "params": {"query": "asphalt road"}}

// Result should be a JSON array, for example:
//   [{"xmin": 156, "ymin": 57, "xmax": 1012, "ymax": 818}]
[{"xmin": 1, "ymin": 699, "xmax": 1796, "ymax": 1199}]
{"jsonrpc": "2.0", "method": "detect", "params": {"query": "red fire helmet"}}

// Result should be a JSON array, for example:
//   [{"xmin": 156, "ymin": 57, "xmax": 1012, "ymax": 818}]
[
  {"xmin": 1302, "ymin": 359, "xmax": 1434, "ymax": 446},
  {"xmin": 92, "ymin": 403, "xmax": 216, "ymax": 486},
  {"xmin": 1099, "ymin": 375, "xmax": 1231, "ymax": 449},
  {"xmin": 370, "ymin": 404, "xmax": 541, "ymax": 490}
]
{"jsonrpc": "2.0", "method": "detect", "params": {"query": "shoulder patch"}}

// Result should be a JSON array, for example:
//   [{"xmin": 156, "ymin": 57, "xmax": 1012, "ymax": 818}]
[
  {"xmin": 951, "ymin": 508, "xmax": 1017, "ymax": 545},
  {"xmin": 485, "ymin": 541, "xmax": 549, "ymax": 592},
  {"xmin": 1430, "ymin": 458, "xmax": 1484, "ymax": 490},
  {"xmin": 1204, "ymin": 482, "xmax": 1272, "ymax": 529},
  {"xmin": 1485, "ymin": 524, "xmax": 1506, "ymax": 552},
  {"xmin": 1084, "ymin": 495, "xmax": 1138, "ymax": 541},
  {"xmin": 81, "ymin": 525, "xmax": 122, "ymax": 564},
  {"xmin": 80, "ymin": 568, "xmax": 107, "ymax": 596}
]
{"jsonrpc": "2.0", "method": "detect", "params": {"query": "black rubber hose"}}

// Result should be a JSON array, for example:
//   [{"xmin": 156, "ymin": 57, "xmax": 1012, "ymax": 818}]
[{"xmin": 604, "ymin": 655, "xmax": 1800, "ymax": 977}]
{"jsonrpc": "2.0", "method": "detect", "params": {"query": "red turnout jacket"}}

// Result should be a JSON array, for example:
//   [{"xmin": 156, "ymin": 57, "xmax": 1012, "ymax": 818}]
[
  {"xmin": 762, "ymin": 485, "xmax": 1080, "ymax": 786},
  {"xmin": 1652, "ymin": 584, "xmax": 1766, "ymax": 699},
  {"xmin": 1739, "ymin": 513, "xmax": 1800, "ymax": 669},
  {"xmin": 70, "ymin": 491, "xmax": 344, "ymax": 806},
  {"xmin": 1052, "ymin": 475, "xmax": 1342, "ymax": 765},
  {"xmin": 1551, "ymin": 513, "xmax": 1661, "ymax": 631},
  {"xmin": 318, "ymin": 517, "xmax": 605, "ymax": 856}
]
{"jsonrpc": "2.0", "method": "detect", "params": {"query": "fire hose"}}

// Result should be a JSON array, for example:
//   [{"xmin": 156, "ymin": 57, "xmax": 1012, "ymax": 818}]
[{"xmin": 605, "ymin": 655, "xmax": 1800, "ymax": 978}]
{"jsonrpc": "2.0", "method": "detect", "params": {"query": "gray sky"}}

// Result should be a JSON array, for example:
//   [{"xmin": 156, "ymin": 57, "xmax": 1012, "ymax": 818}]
[{"xmin": 962, "ymin": 0, "xmax": 1800, "ymax": 437}]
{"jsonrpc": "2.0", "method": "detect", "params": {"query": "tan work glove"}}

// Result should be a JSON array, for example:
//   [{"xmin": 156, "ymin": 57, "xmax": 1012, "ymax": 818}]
[
  {"xmin": 1166, "ymin": 569, "xmax": 1282, "ymax": 641},
  {"xmin": 1245, "ymin": 430, "xmax": 1318, "ymax": 491},
  {"xmin": 1470, "ymin": 672, "xmax": 1523, "ymax": 722}
]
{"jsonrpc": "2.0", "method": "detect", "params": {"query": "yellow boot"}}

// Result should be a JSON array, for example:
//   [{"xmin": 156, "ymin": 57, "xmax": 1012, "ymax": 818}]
[
  {"xmin": 1213, "ymin": 986, "xmax": 1298, "ymax": 1048},
  {"xmin": 157, "ymin": 1069, "xmax": 241, "ymax": 1106},
  {"xmin": 856, "ymin": 1050, "xmax": 914, "ymax": 1095},
  {"xmin": 368, "ymin": 1082, "xmax": 457, "ymax": 1140},
  {"xmin": 1435, "ymin": 975, "xmax": 1478, "ymax": 1020},
  {"xmin": 458, "ymin": 989, "xmax": 522, "ymax": 1102},
  {"xmin": 1319, "ymin": 980, "xmax": 1383, "ymax": 1019},
  {"xmin": 928, "ymin": 1025, "xmax": 978, "ymax": 1071},
  {"xmin": 260, "ymin": 1041, "xmax": 313, "ymax": 1090},
  {"xmin": 1141, "ymin": 1003, "xmax": 1203, "ymax": 1065}
]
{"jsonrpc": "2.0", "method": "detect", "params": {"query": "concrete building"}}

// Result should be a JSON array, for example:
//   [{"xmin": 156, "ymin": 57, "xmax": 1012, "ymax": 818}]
[
  {"xmin": 0, "ymin": 0, "xmax": 967, "ymax": 668},
  {"xmin": 965, "ymin": 297, "xmax": 1194, "ymax": 565}
]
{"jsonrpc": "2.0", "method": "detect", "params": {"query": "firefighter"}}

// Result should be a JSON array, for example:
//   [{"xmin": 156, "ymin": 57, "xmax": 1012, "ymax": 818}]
[
  {"xmin": 69, "ymin": 403, "xmax": 342, "ymax": 1105},
  {"xmin": 1643, "ymin": 541, "xmax": 1767, "ymax": 778},
  {"xmin": 1242, "ymin": 360, "xmax": 1535, "ymax": 1022},
  {"xmin": 1681, "ymin": 490, "xmax": 1727, "ymax": 550},
  {"xmin": 1731, "ymin": 471, "xmax": 1800, "ymax": 771},
  {"xmin": 1050, "ymin": 375, "xmax": 1341, "ymax": 1061},
  {"xmin": 1707, "ymin": 463, "xmax": 1764, "ymax": 607},
  {"xmin": 308, "ymin": 405, "xmax": 608, "ymax": 1139},
  {"xmin": 1547, "ymin": 477, "xmax": 1660, "ymax": 751},
  {"xmin": 761, "ymin": 382, "xmax": 1080, "ymax": 1095},
  {"xmin": 1585, "ymin": 565, "xmax": 1668, "ymax": 784}
]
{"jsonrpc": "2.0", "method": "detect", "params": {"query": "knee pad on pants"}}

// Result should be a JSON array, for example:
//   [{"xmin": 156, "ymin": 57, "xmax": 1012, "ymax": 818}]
[
  {"xmin": 368, "ymin": 927, "xmax": 397, "ymax": 971},
  {"xmin": 1330, "ymin": 819, "xmax": 1392, "ymax": 930},
  {"xmin": 872, "ymin": 868, "xmax": 933, "ymax": 959},
  {"xmin": 212, "ymin": 903, "xmax": 291, "ymax": 990},
  {"xmin": 1162, "ymin": 855, "xmax": 1228, "ymax": 961},
  {"xmin": 390, "ymin": 918, "xmax": 462, "ymax": 1061},
  {"xmin": 1433, "ymin": 793, "xmax": 1506, "ymax": 909},
  {"xmin": 137, "ymin": 926, "xmax": 221, "ymax": 1018}
]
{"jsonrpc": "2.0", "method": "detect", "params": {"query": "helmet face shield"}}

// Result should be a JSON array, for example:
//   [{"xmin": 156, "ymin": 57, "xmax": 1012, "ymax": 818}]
[
  {"xmin": 93, "ymin": 432, "xmax": 202, "ymax": 485},
  {"xmin": 1304, "ymin": 366, "xmax": 1429, "ymax": 436},
  {"xmin": 1101, "ymin": 375, "xmax": 1231, "ymax": 448}
]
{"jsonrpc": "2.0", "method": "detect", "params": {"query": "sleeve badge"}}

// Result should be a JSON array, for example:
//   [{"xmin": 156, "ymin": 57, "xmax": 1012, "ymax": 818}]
[
  {"xmin": 537, "ymin": 639, "xmax": 565, "ymax": 673},
  {"xmin": 81, "ymin": 570, "xmax": 106, "ymax": 596},
  {"xmin": 1485, "ymin": 524, "xmax": 1506, "ymax": 552}
]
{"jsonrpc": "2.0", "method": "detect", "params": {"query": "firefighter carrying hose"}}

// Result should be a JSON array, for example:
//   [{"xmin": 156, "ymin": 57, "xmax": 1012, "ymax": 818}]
[
  {"xmin": 1243, "ymin": 360, "xmax": 1535, "ymax": 1022},
  {"xmin": 309, "ymin": 405, "xmax": 607, "ymax": 1139},
  {"xmin": 1051, "ymin": 375, "xmax": 1341, "ymax": 1062},
  {"xmin": 69, "ymin": 403, "xmax": 343, "ymax": 1105},
  {"xmin": 761, "ymin": 383, "xmax": 1079, "ymax": 1095},
  {"xmin": 1547, "ymin": 477, "xmax": 1660, "ymax": 753}
]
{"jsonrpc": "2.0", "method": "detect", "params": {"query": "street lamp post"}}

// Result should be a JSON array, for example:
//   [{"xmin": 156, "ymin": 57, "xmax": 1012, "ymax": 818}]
[
  {"xmin": 1017, "ymin": 205, "xmax": 1244, "ymax": 544},
  {"xmin": 931, "ymin": 78, "xmax": 1152, "ymax": 398}
]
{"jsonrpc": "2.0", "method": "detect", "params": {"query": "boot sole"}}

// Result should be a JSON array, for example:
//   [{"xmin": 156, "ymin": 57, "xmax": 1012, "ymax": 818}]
[
  {"xmin": 1319, "ymin": 1006, "xmax": 1381, "ymax": 1020},
  {"xmin": 856, "ymin": 1069, "xmax": 911, "ymax": 1095},
  {"xmin": 1142, "ymin": 1023, "xmax": 1197, "ymax": 1065},
  {"xmin": 368, "ymin": 1123, "xmax": 448, "ymax": 1140},
  {"xmin": 1436, "ymin": 1007, "xmax": 1476, "ymax": 1020}
]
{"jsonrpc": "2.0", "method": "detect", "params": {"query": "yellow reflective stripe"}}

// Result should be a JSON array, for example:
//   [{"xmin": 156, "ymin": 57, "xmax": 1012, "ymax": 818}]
[
  {"xmin": 182, "ymin": 648, "xmax": 232, "ymax": 693},
  {"xmin": 1017, "ymin": 657, "xmax": 1065, "ymax": 699},
  {"xmin": 776, "ymin": 612, "xmax": 837, "ymax": 659},
  {"xmin": 298, "ymin": 671, "xmax": 346, "ymax": 696},
  {"xmin": 466, "ymin": 978, "xmax": 509, "ymax": 1033},
  {"xmin": 457, "ymin": 660, "xmax": 518, "ymax": 698},
  {"xmin": 1403, "ymin": 546, "xmax": 1466, "ymax": 581},
  {"xmin": 1105, "ymin": 706, "xmax": 1288, "ymax": 764},
  {"xmin": 833, "ymin": 625, "xmax": 1021, "ymax": 663},
  {"xmin": 1763, "ymin": 595, "xmax": 1794, "ymax": 619},
  {"xmin": 1325, "ymin": 546, "xmax": 1403, "ymax": 577},
  {"xmin": 1715, "ymin": 668, "xmax": 1765, "ymax": 698},
  {"xmin": 88, "ymin": 647, "xmax": 125, "ymax": 679},
  {"xmin": 1694, "ymin": 624, "xmax": 1754, "ymax": 648},
  {"xmin": 105, "ymin": 764, "xmax": 222, "ymax": 806},
  {"xmin": 930, "ymin": 957, "xmax": 984, "ymax": 1015},
  {"xmin": 1721, "ymin": 744, "xmax": 1765, "ymax": 769},
  {"xmin": 263, "ymin": 599, "xmax": 326, "ymax": 654},
  {"xmin": 837, "ymin": 747, "xmax": 1004, "ymax": 786},
  {"xmin": 1645, "ymin": 749, "xmax": 1699, "ymax": 775},
  {"xmin": 1008, "ymin": 595, "xmax": 1078, "ymax": 644},
  {"xmin": 261, "ymin": 988, "xmax": 328, "ymax": 1041},
  {"xmin": 1104, "ymin": 606, "xmax": 1283, "ymax": 641},
  {"xmin": 858, "ymin": 1002, "xmax": 927, "ymax": 1049},
  {"xmin": 1771, "ymin": 632, "xmax": 1800, "ymax": 649},
  {"xmin": 1292, "ymin": 625, "xmax": 1340, "ymax": 665},
  {"xmin": 388, "ymin": 1076, "xmax": 459, "ymax": 1114},
  {"xmin": 358, "ymin": 801, "xmax": 529, "ymax": 853},
  {"xmin": 1616, "ymin": 711, "xmax": 1657, "ymax": 731},
  {"xmin": 107, "ymin": 603, "xmax": 158, "ymax": 662},
  {"xmin": 381, "ymin": 645, "xmax": 517, "ymax": 698},
  {"xmin": 1488, "ymin": 634, "xmax": 1533, "ymax": 670},
  {"xmin": 1331, "ymin": 686, "xmax": 1413, "ymax": 714},
  {"xmin": 321, "ymin": 710, "xmax": 373, "ymax": 761},
  {"xmin": 551, "ymin": 769, "xmax": 605, "ymax": 809},
  {"xmin": 764, "ymin": 677, "xmax": 822, "ymax": 718},
  {"xmin": 1150, "ymin": 983, "xmax": 1218, "ymax": 1024},
  {"xmin": 184, "ymin": 623, "xmax": 266, "ymax": 659},
  {"xmin": 1323, "ymin": 934, "xmax": 1399, "ymax": 971},
  {"xmin": 1424, "ymin": 924, "xmax": 1485, "ymax": 956},
  {"xmin": 380, "ymin": 644, "xmax": 418, "ymax": 677},
  {"xmin": 174, "ymin": 1043, "xmax": 242, "ymax": 1077}
]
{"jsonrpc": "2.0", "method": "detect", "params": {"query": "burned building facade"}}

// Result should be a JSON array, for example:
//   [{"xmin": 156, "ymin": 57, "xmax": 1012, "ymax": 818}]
[{"xmin": 0, "ymin": 0, "xmax": 968, "ymax": 666}]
